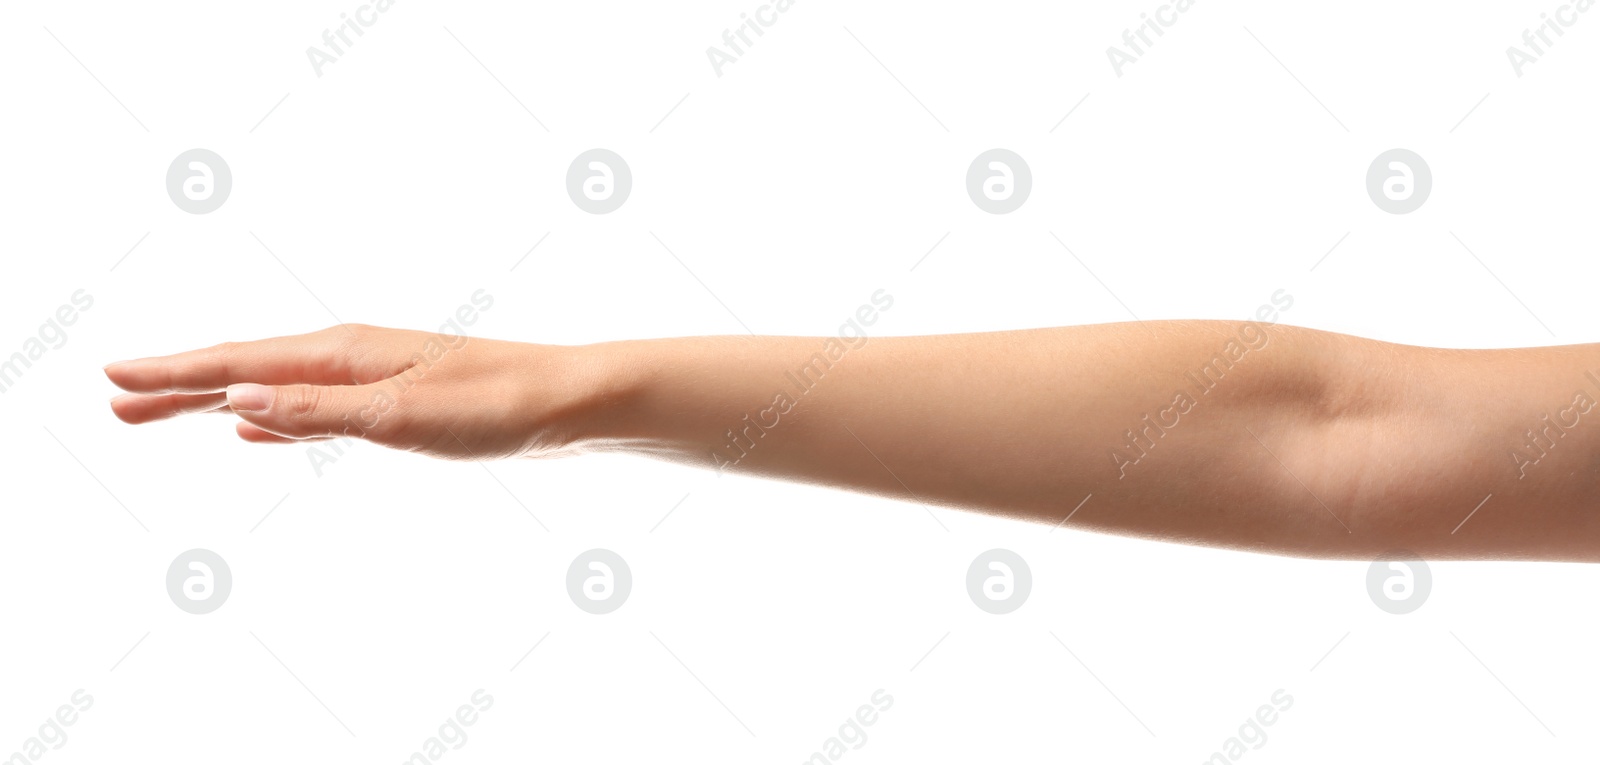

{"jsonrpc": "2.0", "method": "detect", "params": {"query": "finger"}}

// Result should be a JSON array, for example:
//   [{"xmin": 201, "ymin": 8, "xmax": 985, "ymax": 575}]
[
  {"xmin": 227, "ymin": 381, "xmax": 402, "ymax": 440},
  {"xmin": 235, "ymin": 421, "xmax": 334, "ymax": 444},
  {"xmin": 110, "ymin": 392, "xmax": 228, "ymax": 424},
  {"xmin": 104, "ymin": 325, "xmax": 402, "ymax": 394}
]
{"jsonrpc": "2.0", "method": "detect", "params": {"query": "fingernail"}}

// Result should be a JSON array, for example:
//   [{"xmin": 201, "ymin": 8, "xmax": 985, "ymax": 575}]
[
  {"xmin": 103, "ymin": 360, "xmax": 131, "ymax": 370},
  {"xmin": 227, "ymin": 384, "xmax": 274, "ymax": 412}
]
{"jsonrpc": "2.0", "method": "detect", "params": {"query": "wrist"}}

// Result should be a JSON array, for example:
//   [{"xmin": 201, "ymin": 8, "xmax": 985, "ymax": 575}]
[{"xmin": 540, "ymin": 340, "xmax": 661, "ymax": 455}]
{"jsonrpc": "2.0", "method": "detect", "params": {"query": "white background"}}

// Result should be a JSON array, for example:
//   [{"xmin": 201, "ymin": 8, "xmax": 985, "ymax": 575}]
[{"xmin": 2, "ymin": 0, "xmax": 1598, "ymax": 762}]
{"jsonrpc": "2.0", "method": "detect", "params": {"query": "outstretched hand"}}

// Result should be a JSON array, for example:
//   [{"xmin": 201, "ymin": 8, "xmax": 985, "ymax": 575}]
[{"xmin": 105, "ymin": 325, "xmax": 594, "ymax": 460}]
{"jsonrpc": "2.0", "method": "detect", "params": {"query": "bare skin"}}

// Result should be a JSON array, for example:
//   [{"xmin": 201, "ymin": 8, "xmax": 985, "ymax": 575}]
[{"xmin": 105, "ymin": 321, "xmax": 1600, "ymax": 562}]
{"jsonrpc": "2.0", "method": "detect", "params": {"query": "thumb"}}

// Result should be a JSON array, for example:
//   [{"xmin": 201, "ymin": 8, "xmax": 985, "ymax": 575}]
[{"xmin": 226, "ymin": 382, "xmax": 399, "ymax": 440}]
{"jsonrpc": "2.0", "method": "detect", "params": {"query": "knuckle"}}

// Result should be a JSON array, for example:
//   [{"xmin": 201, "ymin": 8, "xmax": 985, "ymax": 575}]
[
  {"xmin": 323, "ymin": 324, "xmax": 362, "ymax": 343},
  {"xmin": 209, "ymin": 341, "xmax": 242, "ymax": 385},
  {"xmin": 209, "ymin": 340, "xmax": 240, "ymax": 365},
  {"xmin": 283, "ymin": 385, "xmax": 326, "ymax": 421},
  {"xmin": 332, "ymin": 324, "xmax": 383, "ymax": 356}
]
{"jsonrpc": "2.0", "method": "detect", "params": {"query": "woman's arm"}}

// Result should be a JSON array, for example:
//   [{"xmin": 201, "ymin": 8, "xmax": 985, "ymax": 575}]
[{"xmin": 105, "ymin": 321, "xmax": 1600, "ymax": 561}]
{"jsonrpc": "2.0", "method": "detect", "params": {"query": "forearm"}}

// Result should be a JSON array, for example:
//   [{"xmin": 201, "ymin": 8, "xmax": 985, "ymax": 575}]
[{"xmin": 569, "ymin": 322, "xmax": 1600, "ymax": 561}]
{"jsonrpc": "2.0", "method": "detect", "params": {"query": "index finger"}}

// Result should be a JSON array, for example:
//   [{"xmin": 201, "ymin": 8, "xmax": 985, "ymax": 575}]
[{"xmin": 104, "ymin": 325, "xmax": 401, "ymax": 394}]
